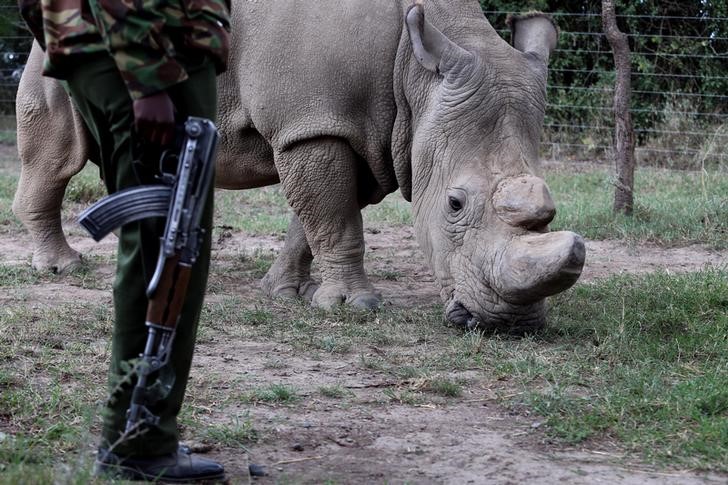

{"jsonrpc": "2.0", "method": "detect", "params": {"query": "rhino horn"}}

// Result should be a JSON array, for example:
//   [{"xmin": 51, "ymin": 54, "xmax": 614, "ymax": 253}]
[
  {"xmin": 405, "ymin": 2, "xmax": 471, "ymax": 75},
  {"xmin": 492, "ymin": 175, "xmax": 556, "ymax": 230},
  {"xmin": 495, "ymin": 231, "xmax": 585, "ymax": 305}
]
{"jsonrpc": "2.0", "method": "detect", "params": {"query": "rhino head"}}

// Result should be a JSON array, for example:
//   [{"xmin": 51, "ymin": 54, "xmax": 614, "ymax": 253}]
[{"xmin": 394, "ymin": 3, "xmax": 585, "ymax": 332}]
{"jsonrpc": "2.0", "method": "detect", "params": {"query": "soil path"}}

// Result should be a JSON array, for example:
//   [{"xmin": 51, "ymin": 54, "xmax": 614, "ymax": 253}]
[{"xmin": 191, "ymin": 340, "xmax": 725, "ymax": 485}]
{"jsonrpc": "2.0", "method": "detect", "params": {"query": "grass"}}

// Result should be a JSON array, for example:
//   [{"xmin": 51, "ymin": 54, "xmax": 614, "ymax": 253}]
[
  {"xmin": 215, "ymin": 187, "xmax": 290, "ymax": 235},
  {"xmin": 508, "ymin": 269, "xmax": 728, "ymax": 470},
  {"xmin": 0, "ymin": 258, "xmax": 111, "ymax": 289},
  {"xmin": 426, "ymin": 377, "xmax": 464, "ymax": 398},
  {"xmin": 546, "ymin": 167, "xmax": 728, "ymax": 249},
  {"xmin": 0, "ymin": 303, "xmax": 110, "ymax": 482},
  {"xmin": 203, "ymin": 414, "xmax": 258, "ymax": 448},
  {"xmin": 206, "ymin": 249, "xmax": 276, "ymax": 294},
  {"xmin": 240, "ymin": 384, "xmax": 300, "ymax": 404},
  {"xmin": 0, "ymin": 171, "xmax": 20, "ymax": 231},
  {"xmin": 383, "ymin": 388, "xmax": 422, "ymax": 405},
  {"xmin": 0, "ymin": 130, "xmax": 15, "ymax": 145},
  {"xmin": 0, "ymin": 262, "xmax": 41, "ymax": 286},
  {"xmin": 318, "ymin": 384, "xmax": 353, "ymax": 399},
  {"xmin": 63, "ymin": 165, "xmax": 105, "ymax": 205},
  {"xmin": 363, "ymin": 193, "xmax": 412, "ymax": 226}
]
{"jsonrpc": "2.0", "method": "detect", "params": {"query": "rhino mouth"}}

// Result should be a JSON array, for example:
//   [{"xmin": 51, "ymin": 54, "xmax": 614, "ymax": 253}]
[{"xmin": 445, "ymin": 298, "xmax": 545, "ymax": 334}]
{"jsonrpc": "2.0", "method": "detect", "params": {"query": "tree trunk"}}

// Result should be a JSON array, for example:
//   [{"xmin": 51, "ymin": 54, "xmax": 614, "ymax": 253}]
[{"xmin": 602, "ymin": 0, "xmax": 636, "ymax": 216}]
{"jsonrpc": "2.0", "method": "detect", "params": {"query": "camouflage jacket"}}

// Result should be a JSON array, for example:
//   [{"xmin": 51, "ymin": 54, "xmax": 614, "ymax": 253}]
[{"xmin": 19, "ymin": 0, "xmax": 230, "ymax": 99}]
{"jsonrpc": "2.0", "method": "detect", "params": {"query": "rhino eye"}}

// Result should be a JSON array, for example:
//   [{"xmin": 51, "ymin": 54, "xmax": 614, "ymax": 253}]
[{"xmin": 448, "ymin": 194, "xmax": 464, "ymax": 212}]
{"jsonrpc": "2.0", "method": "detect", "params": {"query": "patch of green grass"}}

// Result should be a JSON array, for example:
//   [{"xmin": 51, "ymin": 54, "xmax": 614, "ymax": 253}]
[
  {"xmin": 426, "ymin": 377, "xmax": 464, "ymax": 398},
  {"xmin": 241, "ymin": 384, "xmax": 300, "ymax": 404},
  {"xmin": 546, "ymin": 167, "xmax": 728, "ymax": 248},
  {"xmin": 359, "ymin": 354, "xmax": 388, "ymax": 371},
  {"xmin": 262, "ymin": 358, "xmax": 288, "ymax": 369},
  {"xmin": 202, "ymin": 295, "xmax": 449, "ymax": 356},
  {"xmin": 374, "ymin": 269, "xmax": 402, "ymax": 281},
  {"xmin": 237, "ymin": 249, "xmax": 276, "ymax": 278},
  {"xmin": 207, "ymin": 250, "xmax": 277, "ymax": 294},
  {"xmin": 238, "ymin": 307, "xmax": 275, "ymax": 326},
  {"xmin": 363, "ymin": 192, "xmax": 412, "ymax": 226},
  {"xmin": 311, "ymin": 335, "xmax": 353, "ymax": 353},
  {"xmin": 0, "ymin": 173, "xmax": 21, "ymax": 231},
  {"xmin": 393, "ymin": 366, "xmax": 425, "ymax": 380},
  {"xmin": 0, "ymin": 303, "xmax": 111, "ymax": 483},
  {"xmin": 383, "ymin": 388, "xmax": 422, "ymax": 405},
  {"xmin": 63, "ymin": 164, "xmax": 105, "ymax": 204},
  {"xmin": 0, "ymin": 258, "xmax": 110, "ymax": 289},
  {"xmin": 215, "ymin": 186, "xmax": 290, "ymax": 235},
  {"xmin": 503, "ymin": 269, "xmax": 728, "ymax": 470},
  {"xmin": 0, "ymin": 263, "xmax": 41, "ymax": 286},
  {"xmin": 318, "ymin": 384, "xmax": 353, "ymax": 399},
  {"xmin": 203, "ymin": 414, "xmax": 258, "ymax": 448},
  {"xmin": 0, "ymin": 130, "xmax": 16, "ymax": 145}
]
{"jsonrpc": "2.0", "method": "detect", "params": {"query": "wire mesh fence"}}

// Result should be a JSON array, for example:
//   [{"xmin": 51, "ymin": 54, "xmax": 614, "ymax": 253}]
[
  {"xmin": 0, "ymin": 3, "xmax": 31, "ymax": 142},
  {"xmin": 0, "ymin": 6, "xmax": 726, "ymax": 169},
  {"xmin": 486, "ymin": 9, "xmax": 727, "ymax": 171}
]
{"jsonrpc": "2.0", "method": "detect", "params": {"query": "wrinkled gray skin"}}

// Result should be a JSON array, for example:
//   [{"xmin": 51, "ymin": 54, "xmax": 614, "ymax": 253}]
[{"xmin": 13, "ymin": 0, "xmax": 585, "ymax": 331}]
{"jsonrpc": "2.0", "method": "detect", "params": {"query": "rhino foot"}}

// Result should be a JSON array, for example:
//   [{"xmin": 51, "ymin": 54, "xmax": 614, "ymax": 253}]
[
  {"xmin": 261, "ymin": 271, "xmax": 319, "ymax": 302},
  {"xmin": 312, "ymin": 284, "xmax": 381, "ymax": 310},
  {"xmin": 32, "ymin": 246, "xmax": 83, "ymax": 274}
]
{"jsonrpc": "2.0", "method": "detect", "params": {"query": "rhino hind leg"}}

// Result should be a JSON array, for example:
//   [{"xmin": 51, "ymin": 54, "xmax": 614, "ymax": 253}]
[
  {"xmin": 13, "ymin": 75, "xmax": 91, "ymax": 272},
  {"xmin": 12, "ymin": 166, "xmax": 83, "ymax": 273},
  {"xmin": 261, "ymin": 213, "xmax": 319, "ymax": 301},
  {"xmin": 275, "ymin": 137, "xmax": 380, "ymax": 310}
]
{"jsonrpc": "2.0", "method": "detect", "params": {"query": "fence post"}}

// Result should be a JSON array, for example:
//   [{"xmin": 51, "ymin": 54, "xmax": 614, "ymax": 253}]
[{"xmin": 602, "ymin": 0, "xmax": 636, "ymax": 216}]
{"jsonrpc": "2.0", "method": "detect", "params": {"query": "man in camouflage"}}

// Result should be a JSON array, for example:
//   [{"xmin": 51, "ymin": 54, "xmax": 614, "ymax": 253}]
[{"xmin": 19, "ymin": 0, "xmax": 230, "ymax": 481}]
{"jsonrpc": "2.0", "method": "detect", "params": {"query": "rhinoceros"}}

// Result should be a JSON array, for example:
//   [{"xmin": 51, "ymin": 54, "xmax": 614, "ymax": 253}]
[{"xmin": 13, "ymin": 0, "xmax": 585, "ymax": 331}]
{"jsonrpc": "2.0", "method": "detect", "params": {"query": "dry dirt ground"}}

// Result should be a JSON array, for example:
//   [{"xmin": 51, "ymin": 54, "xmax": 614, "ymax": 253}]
[{"xmin": 1, "ymin": 217, "xmax": 726, "ymax": 484}]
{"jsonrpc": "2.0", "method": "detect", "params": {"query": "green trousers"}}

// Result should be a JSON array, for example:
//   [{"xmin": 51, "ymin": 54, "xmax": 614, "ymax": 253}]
[{"xmin": 65, "ymin": 53, "xmax": 217, "ymax": 457}]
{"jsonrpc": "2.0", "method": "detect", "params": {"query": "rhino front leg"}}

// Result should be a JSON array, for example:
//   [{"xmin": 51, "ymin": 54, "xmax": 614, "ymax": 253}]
[
  {"xmin": 260, "ymin": 213, "xmax": 319, "ymax": 301},
  {"xmin": 275, "ymin": 138, "xmax": 380, "ymax": 310}
]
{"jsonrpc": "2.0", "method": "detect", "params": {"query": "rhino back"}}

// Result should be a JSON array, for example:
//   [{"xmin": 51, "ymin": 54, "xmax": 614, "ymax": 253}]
[{"xmin": 220, "ymin": 0, "xmax": 405, "ymax": 200}]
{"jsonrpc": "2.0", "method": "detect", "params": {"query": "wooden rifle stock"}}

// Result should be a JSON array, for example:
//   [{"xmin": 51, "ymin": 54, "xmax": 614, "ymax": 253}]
[{"xmin": 146, "ymin": 255, "xmax": 193, "ymax": 329}]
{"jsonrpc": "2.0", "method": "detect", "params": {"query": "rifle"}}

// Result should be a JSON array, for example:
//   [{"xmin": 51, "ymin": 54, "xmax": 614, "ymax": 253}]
[{"xmin": 78, "ymin": 116, "xmax": 218, "ymax": 434}]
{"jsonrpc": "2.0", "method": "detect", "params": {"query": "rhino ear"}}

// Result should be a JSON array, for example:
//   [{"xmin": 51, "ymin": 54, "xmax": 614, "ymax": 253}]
[
  {"xmin": 507, "ymin": 13, "xmax": 558, "ymax": 69},
  {"xmin": 405, "ymin": 2, "xmax": 470, "ymax": 75}
]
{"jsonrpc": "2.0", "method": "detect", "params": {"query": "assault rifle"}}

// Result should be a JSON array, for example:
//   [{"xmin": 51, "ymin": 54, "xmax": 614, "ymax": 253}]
[{"xmin": 78, "ymin": 117, "xmax": 218, "ymax": 434}]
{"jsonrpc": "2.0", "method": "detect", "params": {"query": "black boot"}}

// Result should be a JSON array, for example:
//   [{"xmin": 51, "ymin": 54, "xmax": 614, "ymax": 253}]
[{"xmin": 95, "ymin": 447, "xmax": 225, "ymax": 483}]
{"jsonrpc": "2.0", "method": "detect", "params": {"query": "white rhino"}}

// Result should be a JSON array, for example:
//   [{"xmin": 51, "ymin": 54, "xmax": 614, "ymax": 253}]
[{"xmin": 13, "ymin": 0, "xmax": 585, "ymax": 331}]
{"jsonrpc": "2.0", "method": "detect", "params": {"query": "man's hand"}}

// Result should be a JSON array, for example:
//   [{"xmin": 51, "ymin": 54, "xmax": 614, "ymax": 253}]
[{"xmin": 133, "ymin": 91, "xmax": 175, "ymax": 146}]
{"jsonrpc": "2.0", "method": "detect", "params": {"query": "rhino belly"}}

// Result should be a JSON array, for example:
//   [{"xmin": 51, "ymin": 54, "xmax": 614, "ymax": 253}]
[{"xmin": 219, "ymin": 0, "xmax": 402, "ymax": 194}]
